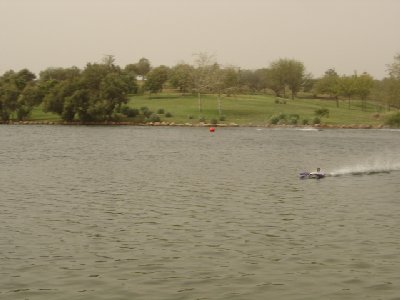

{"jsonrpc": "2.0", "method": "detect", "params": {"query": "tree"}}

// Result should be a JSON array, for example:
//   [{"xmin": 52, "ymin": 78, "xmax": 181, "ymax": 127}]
[
  {"xmin": 285, "ymin": 60, "xmax": 306, "ymax": 99},
  {"xmin": 355, "ymin": 72, "xmax": 374, "ymax": 111},
  {"xmin": 133, "ymin": 58, "xmax": 151, "ymax": 78},
  {"xmin": 238, "ymin": 70, "xmax": 255, "ymax": 93},
  {"xmin": 0, "ymin": 81, "xmax": 19, "ymax": 121},
  {"xmin": 41, "ymin": 59, "xmax": 130, "ymax": 122},
  {"xmin": 14, "ymin": 69, "xmax": 36, "ymax": 90},
  {"xmin": 338, "ymin": 74, "xmax": 357, "ymax": 109},
  {"xmin": 0, "ymin": 69, "xmax": 38, "ymax": 121},
  {"xmin": 39, "ymin": 67, "xmax": 81, "ymax": 82},
  {"xmin": 193, "ymin": 52, "xmax": 217, "ymax": 112},
  {"xmin": 122, "ymin": 65, "xmax": 139, "ymax": 94},
  {"xmin": 102, "ymin": 54, "xmax": 116, "ymax": 67},
  {"xmin": 268, "ymin": 58, "xmax": 306, "ymax": 99},
  {"xmin": 387, "ymin": 53, "xmax": 400, "ymax": 79},
  {"xmin": 42, "ymin": 78, "xmax": 81, "ymax": 119},
  {"xmin": 379, "ymin": 54, "xmax": 400, "ymax": 109},
  {"xmin": 266, "ymin": 62, "xmax": 286, "ymax": 97},
  {"xmin": 210, "ymin": 64, "xmax": 224, "ymax": 116},
  {"xmin": 169, "ymin": 63, "xmax": 195, "ymax": 93},
  {"xmin": 144, "ymin": 65, "xmax": 169, "ymax": 95},
  {"xmin": 238, "ymin": 69, "xmax": 268, "ymax": 94},
  {"xmin": 99, "ymin": 72, "xmax": 129, "ymax": 119},
  {"xmin": 315, "ymin": 68, "xmax": 340, "ymax": 106},
  {"xmin": 16, "ymin": 83, "xmax": 43, "ymax": 120}
]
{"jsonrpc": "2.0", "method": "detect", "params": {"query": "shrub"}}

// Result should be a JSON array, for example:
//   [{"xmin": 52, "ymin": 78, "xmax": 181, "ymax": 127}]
[
  {"xmin": 139, "ymin": 107, "xmax": 153, "ymax": 118},
  {"xmin": 277, "ymin": 113, "xmax": 287, "ymax": 120},
  {"xmin": 112, "ymin": 113, "xmax": 124, "ymax": 121},
  {"xmin": 199, "ymin": 116, "xmax": 206, "ymax": 122},
  {"xmin": 270, "ymin": 116, "xmax": 280, "ymax": 124},
  {"xmin": 219, "ymin": 115, "xmax": 226, "ymax": 121},
  {"xmin": 148, "ymin": 114, "xmax": 161, "ymax": 122},
  {"xmin": 288, "ymin": 114, "xmax": 299, "ymax": 125},
  {"xmin": 302, "ymin": 119, "xmax": 309, "ymax": 125},
  {"xmin": 312, "ymin": 117, "xmax": 321, "ymax": 125},
  {"xmin": 157, "ymin": 108, "xmax": 165, "ymax": 114},
  {"xmin": 277, "ymin": 118, "xmax": 287, "ymax": 125},
  {"xmin": 16, "ymin": 107, "xmax": 31, "ymax": 121},
  {"xmin": 275, "ymin": 98, "xmax": 287, "ymax": 104},
  {"xmin": 188, "ymin": 115, "xmax": 194, "ymax": 119},
  {"xmin": 121, "ymin": 106, "xmax": 139, "ymax": 118},
  {"xmin": 210, "ymin": 118, "xmax": 218, "ymax": 125},
  {"xmin": 315, "ymin": 108, "xmax": 329, "ymax": 118},
  {"xmin": 133, "ymin": 115, "xmax": 146, "ymax": 123},
  {"xmin": 270, "ymin": 113, "xmax": 287, "ymax": 125},
  {"xmin": 385, "ymin": 112, "xmax": 400, "ymax": 127},
  {"xmin": 140, "ymin": 106, "xmax": 149, "ymax": 113},
  {"xmin": 165, "ymin": 112, "xmax": 173, "ymax": 118}
]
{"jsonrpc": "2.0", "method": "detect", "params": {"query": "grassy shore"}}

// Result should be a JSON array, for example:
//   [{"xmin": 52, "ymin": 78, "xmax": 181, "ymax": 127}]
[{"xmin": 24, "ymin": 92, "xmax": 391, "ymax": 127}]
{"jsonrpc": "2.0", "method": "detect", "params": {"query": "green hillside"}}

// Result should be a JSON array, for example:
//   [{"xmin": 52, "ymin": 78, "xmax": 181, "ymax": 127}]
[{"xmin": 27, "ymin": 92, "xmax": 389, "ymax": 127}]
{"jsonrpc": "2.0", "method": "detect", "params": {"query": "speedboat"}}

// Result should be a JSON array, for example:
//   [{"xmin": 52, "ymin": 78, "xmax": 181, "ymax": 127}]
[{"xmin": 299, "ymin": 172, "xmax": 325, "ymax": 179}]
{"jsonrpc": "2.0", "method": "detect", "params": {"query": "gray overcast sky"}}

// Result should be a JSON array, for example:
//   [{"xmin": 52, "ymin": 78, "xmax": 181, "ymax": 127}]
[{"xmin": 1, "ymin": 0, "xmax": 399, "ymax": 78}]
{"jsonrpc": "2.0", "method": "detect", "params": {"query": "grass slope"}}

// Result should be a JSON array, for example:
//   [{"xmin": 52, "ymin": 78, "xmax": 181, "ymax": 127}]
[
  {"xmin": 29, "ymin": 93, "xmax": 387, "ymax": 126},
  {"xmin": 127, "ymin": 93, "xmax": 384, "ymax": 126}
]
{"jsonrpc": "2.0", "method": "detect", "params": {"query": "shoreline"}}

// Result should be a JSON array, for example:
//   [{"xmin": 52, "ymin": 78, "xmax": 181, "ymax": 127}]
[{"xmin": 0, "ymin": 120, "xmax": 390, "ymax": 129}]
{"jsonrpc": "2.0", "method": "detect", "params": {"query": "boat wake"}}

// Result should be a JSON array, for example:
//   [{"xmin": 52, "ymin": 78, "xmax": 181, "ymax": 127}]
[{"xmin": 329, "ymin": 159, "xmax": 400, "ymax": 177}]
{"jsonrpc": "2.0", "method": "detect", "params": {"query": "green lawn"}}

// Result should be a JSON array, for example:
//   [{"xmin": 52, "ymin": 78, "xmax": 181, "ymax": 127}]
[
  {"xmin": 28, "ymin": 92, "xmax": 388, "ymax": 126},
  {"xmin": 30, "ymin": 105, "xmax": 60, "ymax": 121},
  {"xmin": 126, "ymin": 93, "xmax": 386, "ymax": 126}
]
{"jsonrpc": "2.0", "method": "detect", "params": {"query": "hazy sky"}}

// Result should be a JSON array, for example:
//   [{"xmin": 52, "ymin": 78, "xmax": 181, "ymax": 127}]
[{"xmin": 1, "ymin": 0, "xmax": 399, "ymax": 78}]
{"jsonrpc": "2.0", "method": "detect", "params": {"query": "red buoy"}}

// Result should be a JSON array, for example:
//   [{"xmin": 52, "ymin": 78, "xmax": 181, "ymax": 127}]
[{"xmin": 209, "ymin": 127, "xmax": 215, "ymax": 132}]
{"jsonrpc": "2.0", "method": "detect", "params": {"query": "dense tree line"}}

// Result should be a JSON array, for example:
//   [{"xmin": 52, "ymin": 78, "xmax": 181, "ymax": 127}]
[{"xmin": 1, "ymin": 53, "xmax": 400, "ymax": 122}]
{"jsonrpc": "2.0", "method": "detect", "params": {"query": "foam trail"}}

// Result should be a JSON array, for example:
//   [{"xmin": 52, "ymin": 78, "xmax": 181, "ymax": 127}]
[{"xmin": 329, "ymin": 157, "xmax": 400, "ymax": 177}]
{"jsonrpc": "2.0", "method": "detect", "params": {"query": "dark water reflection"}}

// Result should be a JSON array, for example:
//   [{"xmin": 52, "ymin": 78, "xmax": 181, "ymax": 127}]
[{"xmin": 1, "ymin": 126, "xmax": 400, "ymax": 299}]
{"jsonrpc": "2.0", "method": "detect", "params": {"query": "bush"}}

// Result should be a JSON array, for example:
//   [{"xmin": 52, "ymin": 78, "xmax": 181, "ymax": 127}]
[
  {"xmin": 121, "ymin": 106, "xmax": 139, "ymax": 118},
  {"xmin": 277, "ymin": 113, "xmax": 287, "ymax": 120},
  {"xmin": 165, "ymin": 112, "xmax": 173, "ymax": 118},
  {"xmin": 312, "ymin": 117, "xmax": 321, "ymax": 125},
  {"xmin": 315, "ymin": 108, "xmax": 329, "ymax": 118},
  {"xmin": 199, "ymin": 116, "xmax": 206, "ymax": 122},
  {"xmin": 277, "ymin": 118, "xmax": 287, "ymax": 125},
  {"xmin": 148, "ymin": 114, "xmax": 161, "ymax": 122},
  {"xmin": 210, "ymin": 118, "xmax": 218, "ymax": 125},
  {"xmin": 188, "ymin": 115, "xmax": 194, "ymax": 119},
  {"xmin": 16, "ymin": 107, "xmax": 31, "ymax": 121},
  {"xmin": 302, "ymin": 119, "xmax": 309, "ymax": 125},
  {"xmin": 275, "ymin": 98, "xmax": 287, "ymax": 104},
  {"xmin": 385, "ymin": 112, "xmax": 400, "ymax": 127},
  {"xmin": 133, "ymin": 114, "xmax": 146, "ymax": 123},
  {"xmin": 219, "ymin": 115, "xmax": 226, "ymax": 121},
  {"xmin": 140, "ymin": 107, "xmax": 153, "ymax": 118},
  {"xmin": 270, "ymin": 116, "xmax": 280, "ymax": 124},
  {"xmin": 157, "ymin": 108, "xmax": 165, "ymax": 114},
  {"xmin": 140, "ymin": 106, "xmax": 149, "ymax": 113},
  {"xmin": 270, "ymin": 113, "xmax": 287, "ymax": 125},
  {"xmin": 288, "ymin": 114, "xmax": 299, "ymax": 125}
]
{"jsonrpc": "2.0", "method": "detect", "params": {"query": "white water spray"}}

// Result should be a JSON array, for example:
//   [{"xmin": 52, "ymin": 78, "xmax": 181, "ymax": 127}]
[{"xmin": 329, "ymin": 156, "xmax": 400, "ymax": 177}]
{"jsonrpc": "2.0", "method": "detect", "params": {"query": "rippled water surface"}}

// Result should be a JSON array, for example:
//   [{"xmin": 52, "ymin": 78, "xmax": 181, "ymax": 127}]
[{"xmin": 1, "ymin": 126, "xmax": 400, "ymax": 300}]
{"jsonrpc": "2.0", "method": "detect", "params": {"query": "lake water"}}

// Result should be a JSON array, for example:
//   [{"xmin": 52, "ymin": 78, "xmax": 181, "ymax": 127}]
[{"xmin": 1, "ymin": 125, "xmax": 400, "ymax": 300}]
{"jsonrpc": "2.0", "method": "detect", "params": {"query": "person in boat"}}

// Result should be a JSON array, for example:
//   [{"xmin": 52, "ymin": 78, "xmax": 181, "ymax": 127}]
[
  {"xmin": 309, "ymin": 168, "xmax": 321, "ymax": 176},
  {"xmin": 309, "ymin": 168, "xmax": 324, "ymax": 178}
]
